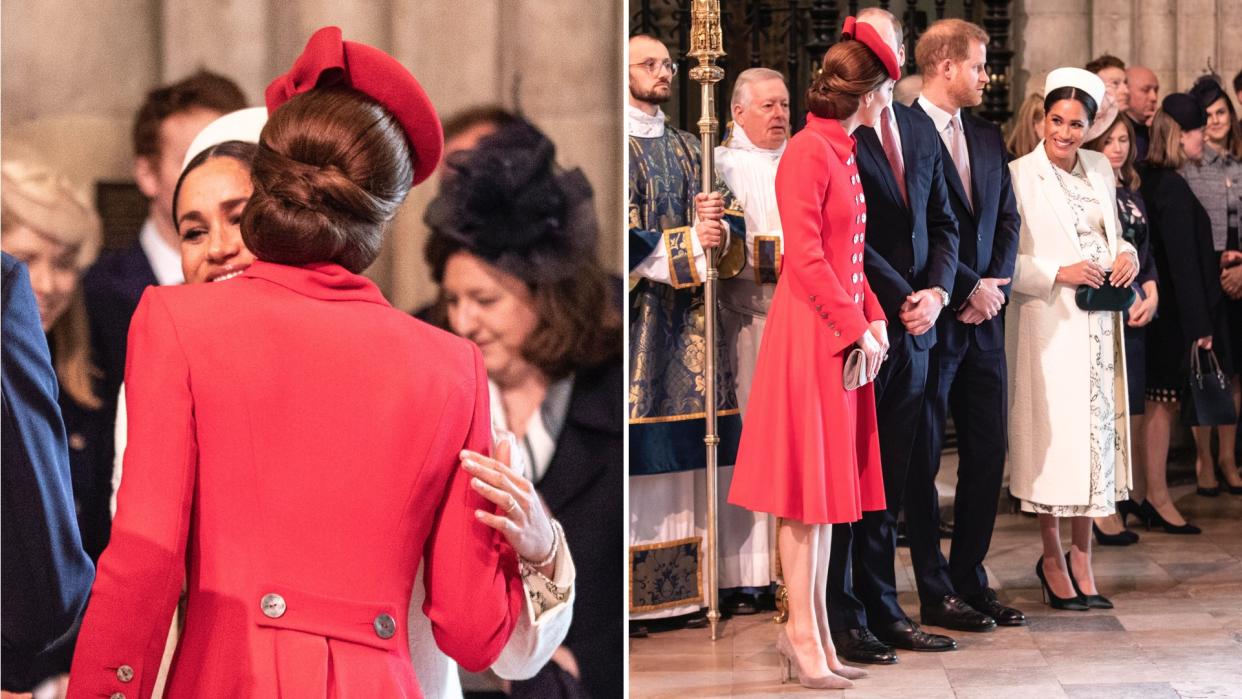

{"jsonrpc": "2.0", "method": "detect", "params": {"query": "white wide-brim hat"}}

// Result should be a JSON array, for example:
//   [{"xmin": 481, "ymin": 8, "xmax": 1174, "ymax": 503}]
[{"xmin": 181, "ymin": 106, "xmax": 268, "ymax": 175}]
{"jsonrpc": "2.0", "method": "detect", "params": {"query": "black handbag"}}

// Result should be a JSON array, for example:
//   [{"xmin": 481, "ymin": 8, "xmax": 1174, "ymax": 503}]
[
  {"xmin": 1075, "ymin": 280, "xmax": 1136, "ymax": 312},
  {"xmin": 1183, "ymin": 347, "xmax": 1238, "ymax": 427}
]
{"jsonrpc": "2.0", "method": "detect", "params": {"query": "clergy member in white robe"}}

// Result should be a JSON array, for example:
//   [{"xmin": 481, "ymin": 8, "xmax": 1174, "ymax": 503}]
[{"xmin": 713, "ymin": 68, "xmax": 791, "ymax": 598}]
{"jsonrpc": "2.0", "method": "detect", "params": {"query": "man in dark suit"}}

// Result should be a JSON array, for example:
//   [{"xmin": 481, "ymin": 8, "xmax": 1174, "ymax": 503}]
[
  {"xmin": 906, "ymin": 19, "xmax": 1026, "ymax": 634},
  {"xmin": 83, "ymin": 71, "xmax": 246, "ymax": 406},
  {"xmin": 827, "ymin": 8, "xmax": 961, "ymax": 664},
  {"xmin": 2, "ymin": 253, "xmax": 95, "ymax": 692}
]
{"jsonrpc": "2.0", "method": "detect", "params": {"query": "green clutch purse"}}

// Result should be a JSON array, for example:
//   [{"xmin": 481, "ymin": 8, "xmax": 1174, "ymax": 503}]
[{"xmin": 1075, "ymin": 277, "xmax": 1136, "ymax": 312}]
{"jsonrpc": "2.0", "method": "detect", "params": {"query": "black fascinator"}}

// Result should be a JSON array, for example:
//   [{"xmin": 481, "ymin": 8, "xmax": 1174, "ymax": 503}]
[{"xmin": 424, "ymin": 119, "xmax": 598, "ymax": 284}]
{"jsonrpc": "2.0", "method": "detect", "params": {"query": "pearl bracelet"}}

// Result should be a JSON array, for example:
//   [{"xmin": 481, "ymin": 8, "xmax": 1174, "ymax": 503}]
[{"xmin": 522, "ymin": 519, "xmax": 563, "ymax": 569}]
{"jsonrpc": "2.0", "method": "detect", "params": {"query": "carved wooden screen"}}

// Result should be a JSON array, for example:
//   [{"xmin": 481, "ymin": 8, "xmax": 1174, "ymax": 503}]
[{"xmin": 630, "ymin": 0, "xmax": 1015, "ymax": 135}]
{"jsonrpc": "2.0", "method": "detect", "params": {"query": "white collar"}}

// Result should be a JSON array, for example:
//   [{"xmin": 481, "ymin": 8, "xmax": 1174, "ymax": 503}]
[
  {"xmin": 138, "ymin": 218, "xmax": 184, "ymax": 286},
  {"xmin": 916, "ymin": 95, "xmax": 959, "ymax": 133},
  {"xmin": 626, "ymin": 103, "xmax": 666, "ymax": 138},
  {"xmin": 723, "ymin": 121, "xmax": 786, "ymax": 157}
]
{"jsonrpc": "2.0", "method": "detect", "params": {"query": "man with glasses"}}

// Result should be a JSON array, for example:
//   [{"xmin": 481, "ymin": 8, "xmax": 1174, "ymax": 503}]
[{"xmin": 626, "ymin": 34, "xmax": 744, "ymax": 635}]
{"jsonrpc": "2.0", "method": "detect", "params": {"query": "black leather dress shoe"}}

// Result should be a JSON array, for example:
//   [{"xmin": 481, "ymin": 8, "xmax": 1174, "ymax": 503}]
[
  {"xmin": 831, "ymin": 627, "xmax": 898, "ymax": 665},
  {"xmin": 682, "ymin": 610, "xmax": 709, "ymax": 629},
  {"xmin": 723, "ymin": 592, "xmax": 759, "ymax": 616},
  {"xmin": 874, "ymin": 618, "xmax": 957, "ymax": 652},
  {"xmin": 963, "ymin": 588, "xmax": 1027, "ymax": 626},
  {"xmin": 921, "ymin": 595, "xmax": 997, "ymax": 632}
]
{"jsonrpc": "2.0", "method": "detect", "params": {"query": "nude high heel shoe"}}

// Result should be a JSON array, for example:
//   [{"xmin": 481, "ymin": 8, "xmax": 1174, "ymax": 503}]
[{"xmin": 776, "ymin": 628, "xmax": 855, "ymax": 690}]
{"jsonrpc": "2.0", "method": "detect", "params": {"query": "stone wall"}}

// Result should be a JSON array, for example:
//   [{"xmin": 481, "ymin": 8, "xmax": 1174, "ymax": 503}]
[
  {"xmin": 1013, "ymin": 0, "xmax": 1242, "ymax": 108},
  {"xmin": 2, "ymin": 0, "xmax": 623, "ymax": 311}
]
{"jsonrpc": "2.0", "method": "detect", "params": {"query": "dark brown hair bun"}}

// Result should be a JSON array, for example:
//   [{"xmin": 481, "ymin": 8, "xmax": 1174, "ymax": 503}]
[
  {"xmin": 241, "ymin": 87, "xmax": 413, "ymax": 273},
  {"xmin": 807, "ymin": 39, "xmax": 889, "ymax": 119}
]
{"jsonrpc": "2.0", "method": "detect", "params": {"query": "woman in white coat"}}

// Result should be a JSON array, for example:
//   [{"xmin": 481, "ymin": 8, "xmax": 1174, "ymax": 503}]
[{"xmin": 1007, "ymin": 68, "xmax": 1138, "ymax": 611}]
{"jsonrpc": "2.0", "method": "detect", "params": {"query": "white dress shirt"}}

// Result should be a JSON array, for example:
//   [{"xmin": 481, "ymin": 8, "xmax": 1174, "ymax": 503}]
[{"xmin": 138, "ymin": 218, "xmax": 185, "ymax": 286}]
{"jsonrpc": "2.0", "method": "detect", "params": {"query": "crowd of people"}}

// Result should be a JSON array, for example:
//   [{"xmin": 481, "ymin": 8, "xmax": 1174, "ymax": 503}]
[
  {"xmin": 627, "ymin": 9, "xmax": 1241, "ymax": 691},
  {"xmin": 3, "ymin": 26, "xmax": 620, "ymax": 699}
]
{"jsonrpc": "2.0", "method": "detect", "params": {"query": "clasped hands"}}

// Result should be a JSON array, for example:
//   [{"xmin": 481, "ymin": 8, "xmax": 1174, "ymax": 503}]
[
  {"xmin": 693, "ymin": 192, "xmax": 725, "ymax": 249},
  {"xmin": 1221, "ymin": 250, "xmax": 1242, "ymax": 300},
  {"xmin": 957, "ymin": 277, "xmax": 1011, "ymax": 325},
  {"xmin": 1056, "ymin": 251, "xmax": 1138, "ymax": 290}
]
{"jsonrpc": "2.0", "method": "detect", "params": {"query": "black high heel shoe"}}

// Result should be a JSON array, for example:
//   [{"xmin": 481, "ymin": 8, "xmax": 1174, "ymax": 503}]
[
  {"xmin": 1115, "ymin": 499, "xmax": 1142, "ymax": 528},
  {"xmin": 1092, "ymin": 522, "xmax": 1139, "ymax": 546},
  {"xmin": 1034, "ymin": 558, "xmax": 1088, "ymax": 611},
  {"xmin": 1065, "ymin": 552, "xmax": 1113, "ymax": 609},
  {"xmin": 1137, "ymin": 501, "xmax": 1202, "ymax": 535}
]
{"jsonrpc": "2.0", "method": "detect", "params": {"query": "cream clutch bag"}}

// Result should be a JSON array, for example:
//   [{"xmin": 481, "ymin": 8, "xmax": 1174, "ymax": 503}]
[{"xmin": 844, "ymin": 347, "xmax": 870, "ymax": 391}]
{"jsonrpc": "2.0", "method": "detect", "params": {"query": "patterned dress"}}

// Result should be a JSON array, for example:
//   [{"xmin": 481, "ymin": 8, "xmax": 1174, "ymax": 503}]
[{"xmin": 1021, "ymin": 161, "xmax": 1130, "ymax": 516}]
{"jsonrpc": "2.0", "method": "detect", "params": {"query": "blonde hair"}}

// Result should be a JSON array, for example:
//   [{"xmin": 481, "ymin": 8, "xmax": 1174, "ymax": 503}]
[
  {"xmin": 1, "ymin": 156, "xmax": 103, "ymax": 409},
  {"xmin": 915, "ymin": 19, "xmax": 989, "ymax": 78},
  {"xmin": 1145, "ymin": 108, "xmax": 1188, "ymax": 170},
  {"xmin": 1005, "ymin": 92, "xmax": 1045, "ymax": 157}
]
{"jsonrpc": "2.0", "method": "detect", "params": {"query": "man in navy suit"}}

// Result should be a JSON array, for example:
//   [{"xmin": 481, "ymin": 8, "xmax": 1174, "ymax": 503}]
[
  {"xmin": 906, "ymin": 19, "xmax": 1026, "ymax": 634},
  {"xmin": 83, "ymin": 71, "xmax": 245, "ymax": 405},
  {"xmin": 2, "ymin": 253, "xmax": 95, "ymax": 692},
  {"xmin": 827, "ymin": 8, "xmax": 963, "ymax": 664}
]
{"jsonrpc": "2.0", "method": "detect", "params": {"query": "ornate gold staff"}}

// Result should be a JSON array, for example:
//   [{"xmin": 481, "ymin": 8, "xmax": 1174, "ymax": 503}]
[{"xmin": 688, "ymin": 0, "xmax": 725, "ymax": 642}]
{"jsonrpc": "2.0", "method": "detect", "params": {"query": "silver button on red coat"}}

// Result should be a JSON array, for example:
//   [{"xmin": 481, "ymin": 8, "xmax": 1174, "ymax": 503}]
[
  {"xmin": 261, "ymin": 593, "xmax": 286, "ymax": 619},
  {"xmin": 110, "ymin": 693, "xmax": 125, "ymax": 699},
  {"xmin": 116, "ymin": 664, "xmax": 134, "ymax": 682},
  {"xmin": 374, "ymin": 613, "xmax": 397, "ymax": 639}
]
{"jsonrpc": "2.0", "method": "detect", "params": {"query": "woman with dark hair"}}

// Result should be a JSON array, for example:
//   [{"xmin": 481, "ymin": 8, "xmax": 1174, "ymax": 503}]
[
  {"xmin": 423, "ymin": 118, "xmax": 622, "ymax": 699},
  {"xmin": 1139, "ymin": 94, "xmax": 1231, "ymax": 530},
  {"xmin": 727, "ymin": 16, "xmax": 896, "ymax": 690},
  {"xmin": 1007, "ymin": 68, "xmax": 1138, "ymax": 610},
  {"xmin": 67, "ymin": 28, "xmax": 536, "ymax": 698},
  {"xmin": 1180, "ymin": 76, "xmax": 1242, "ymax": 495},
  {"xmin": 1083, "ymin": 112, "xmax": 1158, "ymax": 544}
]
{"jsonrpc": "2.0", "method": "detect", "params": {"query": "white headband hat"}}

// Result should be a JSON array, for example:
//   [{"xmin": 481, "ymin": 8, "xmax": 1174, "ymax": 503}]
[
  {"xmin": 1043, "ymin": 67, "xmax": 1106, "ymax": 114},
  {"xmin": 180, "ymin": 106, "xmax": 268, "ymax": 175}
]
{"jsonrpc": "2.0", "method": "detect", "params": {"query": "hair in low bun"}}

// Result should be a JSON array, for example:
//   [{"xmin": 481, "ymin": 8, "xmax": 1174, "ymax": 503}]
[
  {"xmin": 807, "ymin": 39, "xmax": 889, "ymax": 119},
  {"xmin": 241, "ymin": 88, "xmax": 414, "ymax": 273}
]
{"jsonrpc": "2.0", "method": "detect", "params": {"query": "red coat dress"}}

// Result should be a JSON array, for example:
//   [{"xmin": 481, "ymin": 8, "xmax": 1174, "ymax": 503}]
[
  {"xmin": 728, "ymin": 115, "xmax": 887, "ymax": 524},
  {"xmin": 67, "ymin": 261, "xmax": 522, "ymax": 698}
]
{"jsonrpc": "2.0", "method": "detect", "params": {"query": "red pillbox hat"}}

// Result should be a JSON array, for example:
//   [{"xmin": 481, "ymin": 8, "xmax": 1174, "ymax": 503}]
[{"xmin": 266, "ymin": 26, "xmax": 443, "ymax": 185}]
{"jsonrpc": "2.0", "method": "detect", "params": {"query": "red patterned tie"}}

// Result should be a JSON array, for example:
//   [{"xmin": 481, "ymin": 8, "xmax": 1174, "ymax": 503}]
[{"xmin": 880, "ymin": 107, "xmax": 907, "ymax": 206}]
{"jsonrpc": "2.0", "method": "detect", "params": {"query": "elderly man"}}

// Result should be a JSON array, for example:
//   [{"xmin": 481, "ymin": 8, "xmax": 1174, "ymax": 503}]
[
  {"xmin": 626, "ymin": 33, "xmax": 743, "ymax": 634},
  {"xmin": 713, "ymin": 67, "xmax": 790, "ymax": 615},
  {"xmin": 908, "ymin": 18, "xmax": 1025, "ymax": 634},
  {"xmin": 826, "ymin": 7, "xmax": 961, "ymax": 665},
  {"xmin": 1125, "ymin": 65, "xmax": 1160, "ymax": 159}
]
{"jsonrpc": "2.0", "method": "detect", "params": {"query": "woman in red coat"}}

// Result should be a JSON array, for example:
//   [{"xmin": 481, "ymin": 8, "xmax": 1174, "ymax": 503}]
[
  {"xmin": 727, "ymin": 18, "xmax": 896, "ymax": 691},
  {"xmin": 67, "ymin": 28, "xmax": 527, "ymax": 698}
]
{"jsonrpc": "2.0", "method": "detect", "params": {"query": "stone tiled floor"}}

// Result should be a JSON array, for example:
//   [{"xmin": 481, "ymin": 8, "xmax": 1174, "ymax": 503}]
[{"xmin": 629, "ymin": 486, "xmax": 1242, "ymax": 698}]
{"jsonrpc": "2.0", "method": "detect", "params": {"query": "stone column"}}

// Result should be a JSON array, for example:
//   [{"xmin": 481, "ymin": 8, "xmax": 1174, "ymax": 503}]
[
  {"xmin": 161, "ymin": 0, "xmax": 270, "ymax": 102},
  {"xmin": 384, "ymin": 0, "xmax": 505, "ymax": 311},
  {"xmin": 508, "ymin": 0, "xmax": 624, "ymax": 281},
  {"xmin": 1175, "ymin": 0, "xmax": 1217, "ymax": 91},
  {"xmin": 1220, "ymin": 0, "xmax": 1242, "ymax": 92},
  {"xmin": 1011, "ymin": 0, "xmax": 1091, "ymax": 106},
  {"xmin": 1090, "ymin": 0, "xmax": 1134, "ymax": 62},
  {"xmin": 1134, "ymin": 0, "xmax": 1177, "ymax": 93}
]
